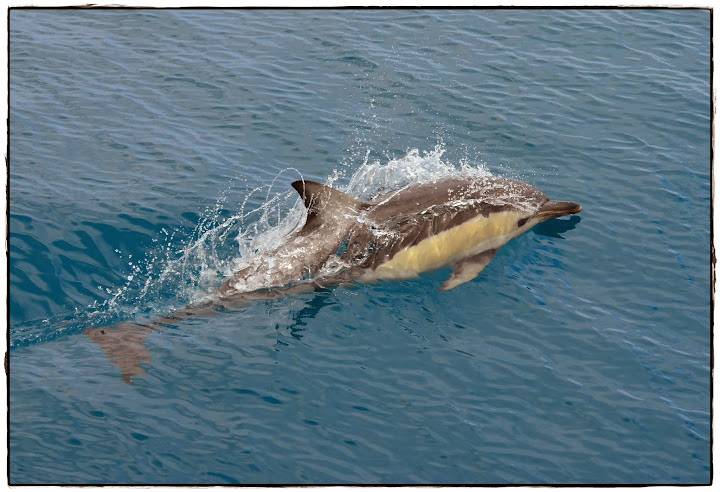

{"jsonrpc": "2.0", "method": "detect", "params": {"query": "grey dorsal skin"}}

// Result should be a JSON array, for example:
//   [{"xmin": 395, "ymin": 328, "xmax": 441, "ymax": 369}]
[{"xmin": 88, "ymin": 175, "xmax": 581, "ymax": 382}]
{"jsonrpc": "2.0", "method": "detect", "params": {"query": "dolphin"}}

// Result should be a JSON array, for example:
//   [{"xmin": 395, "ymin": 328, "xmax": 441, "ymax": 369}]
[
  {"xmin": 219, "ymin": 175, "xmax": 581, "ymax": 295},
  {"xmin": 86, "ymin": 175, "xmax": 581, "ymax": 382}
]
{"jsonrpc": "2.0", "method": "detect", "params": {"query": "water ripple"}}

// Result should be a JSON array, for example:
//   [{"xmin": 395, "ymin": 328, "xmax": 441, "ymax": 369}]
[{"xmin": 10, "ymin": 8, "xmax": 710, "ymax": 485}]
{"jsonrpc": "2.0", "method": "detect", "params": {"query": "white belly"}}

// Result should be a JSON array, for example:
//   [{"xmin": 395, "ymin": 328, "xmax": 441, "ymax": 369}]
[{"xmin": 368, "ymin": 211, "xmax": 531, "ymax": 281}]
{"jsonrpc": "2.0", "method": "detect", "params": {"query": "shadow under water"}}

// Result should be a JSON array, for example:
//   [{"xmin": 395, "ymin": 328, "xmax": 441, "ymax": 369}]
[
  {"xmin": 283, "ymin": 289, "xmax": 339, "ymax": 342},
  {"xmin": 532, "ymin": 216, "xmax": 582, "ymax": 239}
]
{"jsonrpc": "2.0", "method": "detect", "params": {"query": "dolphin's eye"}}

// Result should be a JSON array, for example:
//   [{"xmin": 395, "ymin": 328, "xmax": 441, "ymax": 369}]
[{"xmin": 517, "ymin": 218, "xmax": 528, "ymax": 227}]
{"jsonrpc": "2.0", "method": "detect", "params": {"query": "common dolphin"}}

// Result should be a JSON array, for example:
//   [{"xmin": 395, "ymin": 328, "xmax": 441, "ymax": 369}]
[
  {"xmin": 219, "ymin": 175, "xmax": 581, "ymax": 295},
  {"xmin": 86, "ymin": 175, "xmax": 581, "ymax": 382}
]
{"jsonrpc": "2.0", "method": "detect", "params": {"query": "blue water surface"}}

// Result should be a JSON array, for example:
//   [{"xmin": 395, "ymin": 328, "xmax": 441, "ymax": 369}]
[{"xmin": 9, "ymin": 8, "xmax": 711, "ymax": 484}]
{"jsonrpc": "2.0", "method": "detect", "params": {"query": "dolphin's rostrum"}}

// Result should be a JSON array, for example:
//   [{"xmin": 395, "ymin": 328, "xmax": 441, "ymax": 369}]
[{"xmin": 86, "ymin": 175, "xmax": 581, "ymax": 382}]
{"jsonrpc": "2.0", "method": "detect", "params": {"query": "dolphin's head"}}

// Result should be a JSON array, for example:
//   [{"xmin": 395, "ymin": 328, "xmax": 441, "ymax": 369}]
[{"xmin": 535, "ymin": 200, "xmax": 582, "ymax": 223}]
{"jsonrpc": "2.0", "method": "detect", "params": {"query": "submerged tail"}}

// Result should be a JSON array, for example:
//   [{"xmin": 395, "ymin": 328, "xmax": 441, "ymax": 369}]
[{"xmin": 86, "ymin": 280, "xmax": 332, "ymax": 383}]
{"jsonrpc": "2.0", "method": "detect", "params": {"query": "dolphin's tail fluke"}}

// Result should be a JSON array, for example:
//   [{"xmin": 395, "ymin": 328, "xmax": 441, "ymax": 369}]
[
  {"xmin": 84, "ymin": 302, "xmax": 223, "ymax": 383},
  {"xmin": 86, "ymin": 323, "xmax": 154, "ymax": 383}
]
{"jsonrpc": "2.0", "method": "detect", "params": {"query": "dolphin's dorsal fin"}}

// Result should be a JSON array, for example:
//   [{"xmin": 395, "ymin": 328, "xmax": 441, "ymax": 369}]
[{"xmin": 291, "ymin": 180, "xmax": 367, "ymax": 229}]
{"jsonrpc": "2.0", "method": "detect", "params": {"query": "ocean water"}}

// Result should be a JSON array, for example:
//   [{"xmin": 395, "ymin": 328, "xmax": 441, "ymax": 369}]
[{"xmin": 8, "ymin": 8, "xmax": 711, "ymax": 485}]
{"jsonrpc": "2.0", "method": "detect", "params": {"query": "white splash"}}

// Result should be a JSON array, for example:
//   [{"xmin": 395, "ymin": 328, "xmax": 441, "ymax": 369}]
[{"xmin": 343, "ymin": 144, "xmax": 490, "ymax": 199}]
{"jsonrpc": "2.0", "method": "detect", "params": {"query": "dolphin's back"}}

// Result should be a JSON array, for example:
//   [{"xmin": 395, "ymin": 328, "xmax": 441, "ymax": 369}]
[{"xmin": 366, "ymin": 176, "xmax": 548, "ymax": 221}]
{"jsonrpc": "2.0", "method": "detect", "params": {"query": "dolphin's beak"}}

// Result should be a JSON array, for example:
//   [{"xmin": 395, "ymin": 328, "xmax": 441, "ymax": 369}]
[{"xmin": 536, "ymin": 200, "xmax": 582, "ymax": 220}]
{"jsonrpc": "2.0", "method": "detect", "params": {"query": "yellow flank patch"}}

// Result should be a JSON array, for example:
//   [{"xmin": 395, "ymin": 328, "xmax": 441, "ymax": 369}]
[{"xmin": 374, "ymin": 210, "xmax": 524, "ymax": 278}]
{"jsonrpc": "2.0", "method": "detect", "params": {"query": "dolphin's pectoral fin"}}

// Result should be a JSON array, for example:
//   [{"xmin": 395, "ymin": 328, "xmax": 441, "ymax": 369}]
[{"xmin": 440, "ymin": 248, "xmax": 498, "ymax": 292}]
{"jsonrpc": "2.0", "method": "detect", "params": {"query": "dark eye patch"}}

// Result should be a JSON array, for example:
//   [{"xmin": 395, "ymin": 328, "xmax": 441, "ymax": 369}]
[{"xmin": 517, "ymin": 217, "xmax": 528, "ymax": 227}]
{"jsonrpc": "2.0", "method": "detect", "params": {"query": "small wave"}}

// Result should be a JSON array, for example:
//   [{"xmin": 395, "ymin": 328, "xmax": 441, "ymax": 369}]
[{"xmin": 343, "ymin": 143, "xmax": 490, "ymax": 199}]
